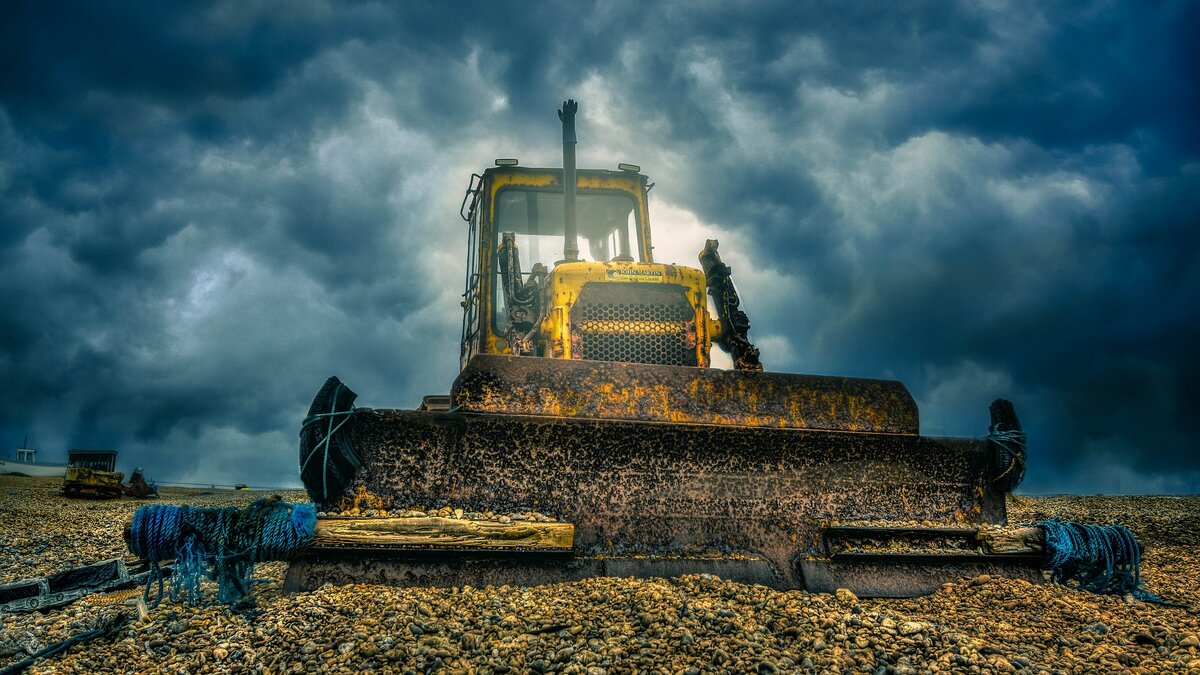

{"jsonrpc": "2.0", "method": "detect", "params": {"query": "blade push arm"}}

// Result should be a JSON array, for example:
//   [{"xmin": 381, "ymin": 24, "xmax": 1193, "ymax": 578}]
[{"xmin": 700, "ymin": 239, "xmax": 763, "ymax": 372}]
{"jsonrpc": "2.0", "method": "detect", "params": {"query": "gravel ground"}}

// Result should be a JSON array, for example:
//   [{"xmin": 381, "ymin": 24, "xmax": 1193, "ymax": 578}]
[{"xmin": 1, "ymin": 475, "xmax": 1198, "ymax": 673}]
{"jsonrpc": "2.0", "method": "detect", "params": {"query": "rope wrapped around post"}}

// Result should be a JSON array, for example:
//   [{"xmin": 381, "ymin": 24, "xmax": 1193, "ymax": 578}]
[
  {"xmin": 299, "ymin": 376, "xmax": 361, "ymax": 505},
  {"xmin": 127, "ymin": 498, "xmax": 316, "ymax": 607},
  {"xmin": 987, "ymin": 398, "xmax": 1026, "ymax": 493}
]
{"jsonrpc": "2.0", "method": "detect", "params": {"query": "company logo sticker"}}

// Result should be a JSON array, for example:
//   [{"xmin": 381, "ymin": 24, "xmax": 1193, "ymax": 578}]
[{"xmin": 605, "ymin": 268, "xmax": 663, "ymax": 282}]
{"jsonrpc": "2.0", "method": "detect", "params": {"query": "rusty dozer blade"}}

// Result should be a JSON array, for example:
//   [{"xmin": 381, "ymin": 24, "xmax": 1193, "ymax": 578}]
[
  {"xmin": 451, "ymin": 354, "xmax": 919, "ymax": 433},
  {"xmin": 290, "ymin": 355, "xmax": 1035, "ymax": 597}
]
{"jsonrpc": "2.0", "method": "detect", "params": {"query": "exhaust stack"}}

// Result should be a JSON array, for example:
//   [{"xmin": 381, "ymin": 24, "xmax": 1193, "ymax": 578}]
[{"xmin": 558, "ymin": 99, "xmax": 579, "ymax": 262}]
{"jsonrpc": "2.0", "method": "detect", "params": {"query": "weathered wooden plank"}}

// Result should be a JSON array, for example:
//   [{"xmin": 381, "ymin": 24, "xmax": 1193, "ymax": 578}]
[
  {"xmin": 310, "ymin": 517, "xmax": 574, "ymax": 552},
  {"xmin": 977, "ymin": 525, "xmax": 1044, "ymax": 555}
]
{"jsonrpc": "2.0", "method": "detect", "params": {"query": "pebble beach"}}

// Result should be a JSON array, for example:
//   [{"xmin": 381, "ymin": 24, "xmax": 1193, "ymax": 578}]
[{"xmin": 1, "ymin": 475, "xmax": 1198, "ymax": 673}]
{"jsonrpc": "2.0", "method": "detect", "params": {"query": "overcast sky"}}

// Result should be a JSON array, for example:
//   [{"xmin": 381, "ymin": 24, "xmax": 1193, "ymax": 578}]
[{"xmin": 2, "ymin": 1, "xmax": 1197, "ymax": 493}]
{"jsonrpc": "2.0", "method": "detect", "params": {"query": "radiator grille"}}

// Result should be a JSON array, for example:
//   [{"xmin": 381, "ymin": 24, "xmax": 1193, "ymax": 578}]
[{"xmin": 570, "ymin": 283, "xmax": 697, "ymax": 366}]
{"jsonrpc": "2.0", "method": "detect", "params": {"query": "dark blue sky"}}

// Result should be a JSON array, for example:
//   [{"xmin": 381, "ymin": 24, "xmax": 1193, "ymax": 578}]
[{"xmin": 2, "ymin": 1, "xmax": 1198, "ymax": 492}]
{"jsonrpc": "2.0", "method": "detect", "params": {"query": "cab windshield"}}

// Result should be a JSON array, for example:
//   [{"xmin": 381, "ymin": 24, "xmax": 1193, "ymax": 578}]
[{"xmin": 494, "ymin": 189, "xmax": 640, "ymax": 269}]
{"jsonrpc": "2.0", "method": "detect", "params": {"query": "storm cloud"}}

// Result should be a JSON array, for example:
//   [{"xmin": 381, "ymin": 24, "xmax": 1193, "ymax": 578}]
[{"xmin": 2, "ymin": 1, "xmax": 1197, "ymax": 492}]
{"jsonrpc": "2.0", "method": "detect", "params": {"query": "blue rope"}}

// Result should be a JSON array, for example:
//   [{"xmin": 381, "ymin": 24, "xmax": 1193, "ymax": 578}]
[
  {"xmin": 129, "ymin": 498, "xmax": 317, "ymax": 606},
  {"xmin": 987, "ymin": 424, "xmax": 1027, "ymax": 492},
  {"xmin": 1038, "ymin": 519, "xmax": 1177, "ymax": 605}
]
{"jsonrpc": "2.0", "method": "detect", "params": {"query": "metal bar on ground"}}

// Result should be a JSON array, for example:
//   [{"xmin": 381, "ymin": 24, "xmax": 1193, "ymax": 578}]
[
  {"xmin": 829, "ymin": 552, "xmax": 1044, "ymax": 565},
  {"xmin": 824, "ymin": 526, "xmax": 982, "ymax": 538}
]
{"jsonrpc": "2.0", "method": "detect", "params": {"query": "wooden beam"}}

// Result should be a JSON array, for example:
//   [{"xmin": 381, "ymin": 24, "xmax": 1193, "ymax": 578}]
[
  {"xmin": 310, "ymin": 517, "xmax": 574, "ymax": 552},
  {"xmin": 977, "ymin": 525, "xmax": 1044, "ymax": 555}
]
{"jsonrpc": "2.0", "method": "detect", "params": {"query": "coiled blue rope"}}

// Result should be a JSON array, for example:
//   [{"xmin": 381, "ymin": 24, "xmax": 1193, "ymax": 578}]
[
  {"xmin": 129, "ymin": 498, "xmax": 317, "ymax": 607},
  {"xmin": 1039, "ymin": 518, "xmax": 1176, "ymax": 605}
]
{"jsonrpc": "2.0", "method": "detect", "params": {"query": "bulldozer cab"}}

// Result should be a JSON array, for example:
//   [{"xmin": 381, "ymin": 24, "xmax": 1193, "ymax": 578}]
[
  {"xmin": 460, "ymin": 165, "xmax": 694, "ymax": 367},
  {"xmin": 457, "ymin": 100, "xmax": 765, "ymax": 373},
  {"xmin": 493, "ymin": 177, "xmax": 645, "ymax": 265}
]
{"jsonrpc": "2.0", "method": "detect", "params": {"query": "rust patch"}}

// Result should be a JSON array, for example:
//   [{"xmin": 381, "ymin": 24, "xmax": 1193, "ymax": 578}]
[
  {"xmin": 451, "ymin": 354, "xmax": 920, "ymax": 434},
  {"xmin": 333, "ymin": 484, "xmax": 392, "ymax": 516}
]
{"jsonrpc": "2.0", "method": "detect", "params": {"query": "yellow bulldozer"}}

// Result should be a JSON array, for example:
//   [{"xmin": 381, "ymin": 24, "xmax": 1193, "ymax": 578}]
[{"xmin": 288, "ymin": 101, "xmax": 1036, "ymax": 597}]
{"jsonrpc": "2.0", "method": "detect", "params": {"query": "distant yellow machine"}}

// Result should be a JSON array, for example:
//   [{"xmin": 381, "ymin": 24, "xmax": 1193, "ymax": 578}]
[{"xmin": 62, "ymin": 449, "xmax": 125, "ymax": 499}]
